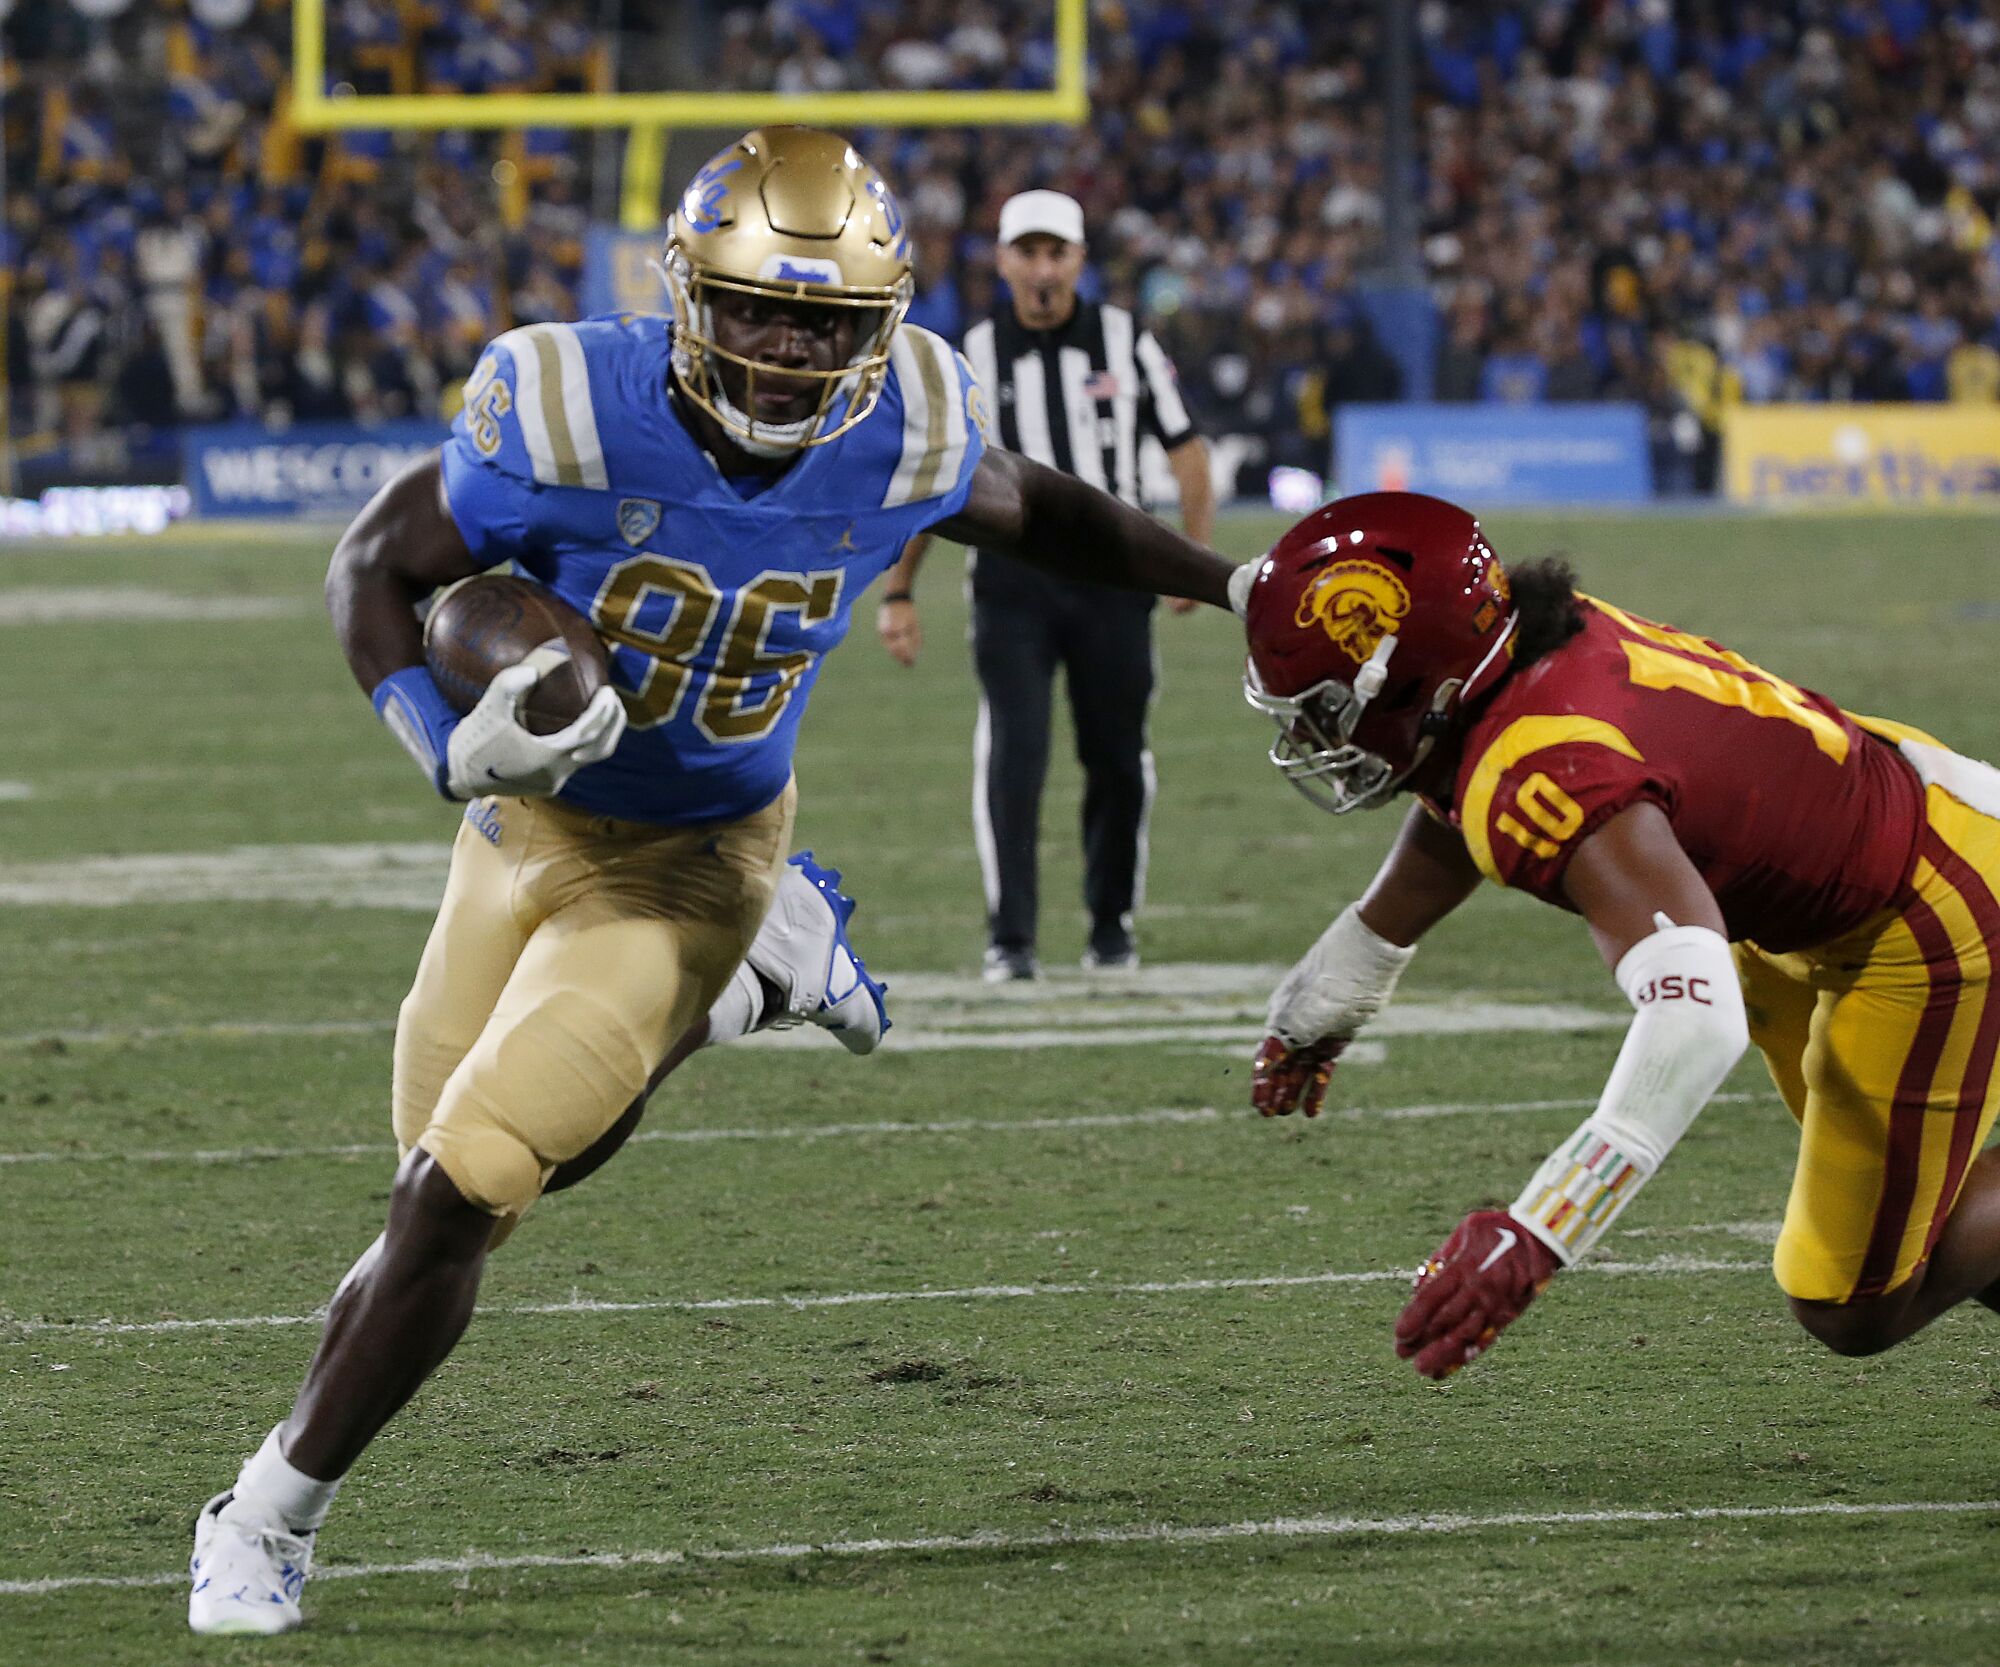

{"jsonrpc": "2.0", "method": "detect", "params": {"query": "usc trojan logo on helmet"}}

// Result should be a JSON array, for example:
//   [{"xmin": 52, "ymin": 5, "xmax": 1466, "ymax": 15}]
[{"xmin": 1295, "ymin": 561, "xmax": 1412, "ymax": 664}]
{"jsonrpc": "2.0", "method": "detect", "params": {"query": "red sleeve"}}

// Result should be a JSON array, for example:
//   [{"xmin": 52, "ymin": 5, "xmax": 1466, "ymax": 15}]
[{"xmin": 1457, "ymin": 722, "xmax": 1671, "ymax": 904}]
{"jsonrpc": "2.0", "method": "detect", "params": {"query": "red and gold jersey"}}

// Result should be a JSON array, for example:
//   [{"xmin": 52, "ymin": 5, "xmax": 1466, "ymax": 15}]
[{"xmin": 1446, "ymin": 597, "xmax": 1927, "ymax": 952}]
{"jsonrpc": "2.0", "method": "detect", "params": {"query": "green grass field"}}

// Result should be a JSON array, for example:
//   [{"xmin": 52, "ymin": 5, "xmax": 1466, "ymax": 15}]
[{"xmin": 2, "ymin": 510, "xmax": 1998, "ymax": 1666}]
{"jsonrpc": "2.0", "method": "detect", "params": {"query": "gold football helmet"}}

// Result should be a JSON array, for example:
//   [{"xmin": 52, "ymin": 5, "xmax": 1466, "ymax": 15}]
[{"xmin": 663, "ymin": 126, "xmax": 914, "ymax": 454}]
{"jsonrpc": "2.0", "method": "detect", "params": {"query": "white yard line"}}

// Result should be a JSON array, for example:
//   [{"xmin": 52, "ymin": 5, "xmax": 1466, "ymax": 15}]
[
  {"xmin": 0, "ymin": 588, "xmax": 306, "ymax": 625},
  {"xmin": 2, "ymin": 1254, "xmax": 1764, "ymax": 1337},
  {"xmin": 0, "ymin": 1093, "xmax": 1774, "ymax": 1169},
  {"xmin": 0, "ymin": 843, "xmax": 1331, "ymax": 920},
  {"xmin": 1, "ymin": 1495, "xmax": 1990, "ymax": 1599},
  {"xmin": 0, "ymin": 1106, "xmax": 1229, "ymax": 1167},
  {"xmin": 871, "ymin": 901, "xmax": 1274, "ymax": 929},
  {"xmin": 0, "ymin": 993, "xmax": 1624, "ymax": 1054},
  {"xmin": 1619, "ymin": 1217, "xmax": 1783, "ymax": 1242},
  {"xmin": 1361, "ymin": 1089, "xmax": 1766, "ymax": 1121},
  {"xmin": 0, "ymin": 1018, "xmax": 394, "ymax": 1048},
  {"xmin": 0, "ymin": 843, "xmax": 447, "ymax": 910}
]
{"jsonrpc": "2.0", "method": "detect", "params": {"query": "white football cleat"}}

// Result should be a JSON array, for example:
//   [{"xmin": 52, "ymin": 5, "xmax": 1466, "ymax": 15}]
[
  {"xmin": 188, "ymin": 1491, "xmax": 314, "ymax": 1636},
  {"xmin": 745, "ymin": 852, "xmax": 890, "ymax": 1055}
]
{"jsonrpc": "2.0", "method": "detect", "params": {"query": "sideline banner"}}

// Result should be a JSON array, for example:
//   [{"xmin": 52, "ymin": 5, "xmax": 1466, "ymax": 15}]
[
  {"xmin": 1723, "ymin": 405, "xmax": 2000, "ymax": 505},
  {"xmin": 582, "ymin": 226, "xmax": 668, "ymax": 317},
  {"xmin": 185, "ymin": 421, "xmax": 448, "ymax": 519},
  {"xmin": 1335, "ymin": 404, "xmax": 1651, "ymax": 504}
]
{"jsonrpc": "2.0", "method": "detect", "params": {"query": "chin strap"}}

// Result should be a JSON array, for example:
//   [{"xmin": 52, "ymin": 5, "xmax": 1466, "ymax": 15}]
[
  {"xmin": 711, "ymin": 385, "xmax": 817, "ymax": 457},
  {"xmin": 1351, "ymin": 632, "xmax": 1397, "ymax": 705}
]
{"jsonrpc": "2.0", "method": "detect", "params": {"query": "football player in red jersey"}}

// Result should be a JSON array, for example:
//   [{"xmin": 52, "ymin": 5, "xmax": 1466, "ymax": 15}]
[{"xmin": 1232, "ymin": 491, "xmax": 2000, "ymax": 1379}]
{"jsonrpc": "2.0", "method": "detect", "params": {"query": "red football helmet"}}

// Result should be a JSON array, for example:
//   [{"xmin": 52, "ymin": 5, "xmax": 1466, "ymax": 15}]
[{"xmin": 1242, "ymin": 492, "xmax": 1518, "ymax": 813}]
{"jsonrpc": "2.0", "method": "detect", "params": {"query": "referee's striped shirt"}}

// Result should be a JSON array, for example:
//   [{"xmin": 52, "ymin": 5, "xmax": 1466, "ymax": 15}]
[{"xmin": 962, "ymin": 301, "xmax": 1197, "ymax": 511}]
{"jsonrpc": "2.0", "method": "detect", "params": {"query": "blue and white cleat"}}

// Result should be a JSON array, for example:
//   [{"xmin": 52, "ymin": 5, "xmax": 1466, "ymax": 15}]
[
  {"xmin": 188, "ymin": 1491, "xmax": 313, "ymax": 1635},
  {"xmin": 745, "ymin": 851, "xmax": 891, "ymax": 1055}
]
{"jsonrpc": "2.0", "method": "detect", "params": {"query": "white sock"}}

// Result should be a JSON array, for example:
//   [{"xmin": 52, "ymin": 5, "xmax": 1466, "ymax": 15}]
[
  {"xmin": 703, "ymin": 961, "xmax": 766, "ymax": 1046},
  {"xmin": 233, "ymin": 1425, "xmax": 341, "ymax": 1533}
]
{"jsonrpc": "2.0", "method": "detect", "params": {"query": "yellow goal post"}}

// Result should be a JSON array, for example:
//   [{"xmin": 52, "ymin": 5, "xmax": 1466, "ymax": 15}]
[{"xmin": 289, "ymin": 0, "xmax": 1089, "ymax": 228}]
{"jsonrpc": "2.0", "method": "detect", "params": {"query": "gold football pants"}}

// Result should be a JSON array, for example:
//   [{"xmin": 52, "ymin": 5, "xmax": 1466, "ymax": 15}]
[
  {"xmin": 392, "ymin": 784, "xmax": 795, "ymax": 1222},
  {"xmin": 1737, "ymin": 782, "xmax": 2000, "ymax": 1303}
]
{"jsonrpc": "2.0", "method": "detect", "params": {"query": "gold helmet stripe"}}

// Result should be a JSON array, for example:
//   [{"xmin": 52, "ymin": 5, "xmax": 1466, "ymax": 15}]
[{"xmin": 884, "ymin": 326, "xmax": 970, "ymax": 508}]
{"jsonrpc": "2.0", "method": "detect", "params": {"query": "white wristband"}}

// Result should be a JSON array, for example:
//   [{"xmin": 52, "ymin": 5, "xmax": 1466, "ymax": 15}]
[
  {"xmin": 1510, "ymin": 1118, "xmax": 1656, "ymax": 1266},
  {"xmin": 1265, "ymin": 903, "xmax": 1417, "ymax": 1049},
  {"xmin": 1510, "ymin": 918, "xmax": 1747, "ymax": 1265}
]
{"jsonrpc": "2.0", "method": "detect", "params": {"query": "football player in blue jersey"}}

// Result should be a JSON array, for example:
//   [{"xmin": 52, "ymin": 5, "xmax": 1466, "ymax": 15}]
[{"xmin": 189, "ymin": 126, "xmax": 1238, "ymax": 1634}]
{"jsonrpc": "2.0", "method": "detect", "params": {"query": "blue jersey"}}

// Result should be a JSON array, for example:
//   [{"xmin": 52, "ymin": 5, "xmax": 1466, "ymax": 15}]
[{"xmin": 440, "ymin": 312, "xmax": 985, "ymax": 824}]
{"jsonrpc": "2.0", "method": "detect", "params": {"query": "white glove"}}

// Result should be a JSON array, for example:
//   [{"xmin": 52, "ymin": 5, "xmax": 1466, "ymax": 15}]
[
  {"xmin": 1265, "ymin": 903, "xmax": 1417, "ymax": 1048},
  {"xmin": 443, "ymin": 650, "xmax": 627, "ymax": 802}
]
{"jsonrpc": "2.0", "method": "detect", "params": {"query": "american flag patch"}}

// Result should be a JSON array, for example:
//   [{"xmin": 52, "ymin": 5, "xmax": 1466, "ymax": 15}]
[{"xmin": 1083, "ymin": 371, "xmax": 1122, "ymax": 400}]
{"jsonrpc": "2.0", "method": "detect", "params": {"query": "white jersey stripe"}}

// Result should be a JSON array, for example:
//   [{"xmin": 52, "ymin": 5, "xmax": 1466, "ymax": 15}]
[
  {"xmin": 1102, "ymin": 305, "xmax": 1140, "ymax": 504},
  {"xmin": 1136, "ymin": 329, "xmax": 1192, "ymax": 444},
  {"xmin": 972, "ymin": 697, "xmax": 1002, "ymax": 916},
  {"xmin": 497, "ymin": 326, "xmax": 560, "ymax": 486},
  {"xmin": 962, "ymin": 322, "xmax": 1000, "ymax": 439},
  {"xmin": 882, "ymin": 330, "xmax": 927, "ymax": 506},
  {"xmin": 1056, "ymin": 346, "xmax": 1109, "ymax": 492},
  {"xmin": 909, "ymin": 331, "xmax": 970, "ymax": 504},
  {"xmin": 1009, "ymin": 351, "xmax": 1057, "ymax": 468},
  {"xmin": 882, "ymin": 325, "xmax": 974, "ymax": 509},
  {"xmin": 549, "ymin": 324, "xmax": 609, "ymax": 491}
]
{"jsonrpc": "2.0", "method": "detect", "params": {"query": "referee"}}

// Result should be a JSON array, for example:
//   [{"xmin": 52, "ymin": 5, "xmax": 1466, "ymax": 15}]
[{"xmin": 878, "ymin": 189, "xmax": 1215, "ymax": 982}]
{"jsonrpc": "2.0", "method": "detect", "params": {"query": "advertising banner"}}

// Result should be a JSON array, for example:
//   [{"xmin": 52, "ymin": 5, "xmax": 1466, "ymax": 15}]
[
  {"xmin": 184, "ymin": 421, "xmax": 448, "ymax": 519},
  {"xmin": 1723, "ymin": 405, "xmax": 2000, "ymax": 505},
  {"xmin": 582, "ymin": 226, "xmax": 669, "ymax": 318},
  {"xmin": 1334, "ymin": 405, "xmax": 1652, "ymax": 505}
]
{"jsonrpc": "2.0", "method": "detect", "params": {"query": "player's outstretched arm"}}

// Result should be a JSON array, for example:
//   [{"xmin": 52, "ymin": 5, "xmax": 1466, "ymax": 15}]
[
  {"xmin": 931, "ymin": 448, "xmax": 1236, "ymax": 609},
  {"xmin": 1254, "ymin": 804, "xmax": 1480, "ymax": 1117},
  {"xmin": 326, "ymin": 450, "xmax": 480, "ymax": 694},
  {"xmin": 1395, "ymin": 803, "xmax": 1748, "ymax": 1378}
]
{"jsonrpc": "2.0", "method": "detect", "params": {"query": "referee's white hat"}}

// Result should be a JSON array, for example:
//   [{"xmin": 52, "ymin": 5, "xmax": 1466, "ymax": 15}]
[{"xmin": 997, "ymin": 189, "xmax": 1086, "ymax": 247}]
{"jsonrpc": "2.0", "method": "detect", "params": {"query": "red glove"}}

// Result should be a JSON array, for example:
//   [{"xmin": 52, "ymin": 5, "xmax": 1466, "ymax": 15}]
[
  {"xmin": 1394, "ymin": 1210, "xmax": 1561, "ymax": 1379},
  {"xmin": 1251, "ymin": 1034, "xmax": 1345, "ymax": 1118}
]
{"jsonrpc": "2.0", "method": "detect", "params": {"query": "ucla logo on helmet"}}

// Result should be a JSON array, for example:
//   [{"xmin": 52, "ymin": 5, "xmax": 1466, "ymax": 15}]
[
  {"xmin": 1296, "ymin": 560, "xmax": 1412, "ymax": 665},
  {"xmin": 864, "ymin": 175, "xmax": 909, "ymax": 258},
  {"xmin": 617, "ymin": 498, "xmax": 662, "ymax": 547},
  {"xmin": 681, "ymin": 157, "xmax": 743, "ymax": 234}
]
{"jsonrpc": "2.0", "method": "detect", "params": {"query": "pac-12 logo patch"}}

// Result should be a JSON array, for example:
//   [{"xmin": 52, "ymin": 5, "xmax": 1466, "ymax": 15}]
[
  {"xmin": 617, "ymin": 498, "xmax": 662, "ymax": 547},
  {"xmin": 1295, "ymin": 560, "xmax": 1412, "ymax": 664}
]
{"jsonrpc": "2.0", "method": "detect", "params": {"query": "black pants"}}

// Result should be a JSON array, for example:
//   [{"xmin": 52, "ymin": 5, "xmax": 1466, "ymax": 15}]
[{"xmin": 970, "ymin": 572, "xmax": 1156, "ymax": 955}]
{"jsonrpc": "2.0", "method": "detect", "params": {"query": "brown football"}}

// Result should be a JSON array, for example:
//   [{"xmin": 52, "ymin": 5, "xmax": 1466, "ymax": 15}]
[{"xmin": 423, "ymin": 573, "xmax": 614, "ymax": 736}]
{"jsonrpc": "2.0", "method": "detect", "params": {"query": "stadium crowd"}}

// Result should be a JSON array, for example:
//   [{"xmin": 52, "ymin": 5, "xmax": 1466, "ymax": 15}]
[{"xmin": 7, "ymin": 0, "xmax": 1999, "ymax": 494}]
